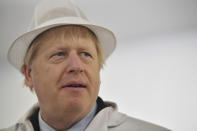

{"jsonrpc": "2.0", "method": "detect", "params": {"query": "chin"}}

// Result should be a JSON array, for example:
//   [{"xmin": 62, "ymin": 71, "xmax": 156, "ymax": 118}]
[
  {"xmin": 63, "ymin": 96, "xmax": 87, "ymax": 107},
  {"xmin": 59, "ymin": 92, "xmax": 92, "ymax": 111}
]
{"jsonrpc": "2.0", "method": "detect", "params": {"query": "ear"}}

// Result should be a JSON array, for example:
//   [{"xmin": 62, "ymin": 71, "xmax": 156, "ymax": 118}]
[{"xmin": 23, "ymin": 65, "xmax": 34, "ymax": 90}]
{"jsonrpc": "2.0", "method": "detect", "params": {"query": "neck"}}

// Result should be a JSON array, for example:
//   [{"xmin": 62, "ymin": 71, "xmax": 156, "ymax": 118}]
[
  {"xmin": 40, "ymin": 110, "xmax": 83, "ymax": 130},
  {"xmin": 39, "ymin": 104, "xmax": 96, "ymax": 130}
]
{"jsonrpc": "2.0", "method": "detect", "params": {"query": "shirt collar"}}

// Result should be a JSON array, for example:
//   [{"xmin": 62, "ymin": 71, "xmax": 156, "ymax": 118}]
[{"xmin": 39, "ymin": 103, "xmax": 97, "ymax": 131}]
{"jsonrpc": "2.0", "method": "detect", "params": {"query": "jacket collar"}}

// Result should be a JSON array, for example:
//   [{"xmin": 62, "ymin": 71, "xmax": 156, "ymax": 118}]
[
  {"xmin": 85, "ymin": 101, "xmax": 127, "ymax": 131},
  {"xmin": 16, "ymin": 97, "xmax": 127, "ymax": 130}
]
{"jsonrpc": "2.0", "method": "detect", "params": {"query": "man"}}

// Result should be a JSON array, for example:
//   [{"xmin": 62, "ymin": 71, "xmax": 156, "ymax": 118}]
[{"xmin": 2, "ymin": 0, "xmax": 170, "ymax": 130}]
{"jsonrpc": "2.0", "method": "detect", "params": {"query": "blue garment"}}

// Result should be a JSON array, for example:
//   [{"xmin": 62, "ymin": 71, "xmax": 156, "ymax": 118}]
[{"xmin": 39, "ymin": 104, "xmax": 97, "ymax": 131}]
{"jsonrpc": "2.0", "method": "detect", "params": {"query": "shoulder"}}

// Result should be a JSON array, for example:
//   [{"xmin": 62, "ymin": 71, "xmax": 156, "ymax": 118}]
[
  {"xmin": 109, "ymin": 111, "xmax": 171, "ymax": 131},
  {"xmin": 0, "ymin": 125, "xmax": 15, "ymax": 131},
  {"xmin": 108, "ymin": 110, "xmax": 171, "ymax": 131},
  {"xmin": 0, "ymin": 103, "xmax": 39, "ymax": 131},
  {"xmin": 120, "ymin": 114, "xmax": 171, "ymax": 131},
  {"xmin": 103, "ymin": 101, "xmax": 171, "ymax": 131}
]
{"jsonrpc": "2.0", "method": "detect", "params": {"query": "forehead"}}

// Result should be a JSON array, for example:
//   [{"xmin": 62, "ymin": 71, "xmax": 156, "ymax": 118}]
[{"xmin": 35, "ymin": 26, "xmax": 98, "ymax": 52}]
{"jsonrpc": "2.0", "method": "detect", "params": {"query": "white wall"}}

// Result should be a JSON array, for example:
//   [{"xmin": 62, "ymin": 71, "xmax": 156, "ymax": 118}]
[{"xmin": 99, "ymin": 30, "xmax": 197, "ymax": 131}]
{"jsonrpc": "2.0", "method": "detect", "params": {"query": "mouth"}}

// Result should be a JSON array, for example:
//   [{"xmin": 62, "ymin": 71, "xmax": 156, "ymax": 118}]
[{"xmin": 62, "ymin": 82, "xmax": 86, "ymax": 89}]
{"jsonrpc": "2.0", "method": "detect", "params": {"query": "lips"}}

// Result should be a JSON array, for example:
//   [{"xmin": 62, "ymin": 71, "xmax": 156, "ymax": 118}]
[{"xmin": 62, "ymin": 81, "xmax": 86, "ymax": 89}]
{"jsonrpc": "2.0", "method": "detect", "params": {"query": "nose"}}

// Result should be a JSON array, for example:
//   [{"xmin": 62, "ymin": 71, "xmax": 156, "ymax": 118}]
[{"xmin": 66, "ymin": 53, "xmax": 84, "ymax": 73}]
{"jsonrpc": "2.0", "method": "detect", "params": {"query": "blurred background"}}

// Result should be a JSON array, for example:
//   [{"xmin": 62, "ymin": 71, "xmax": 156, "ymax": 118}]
[{"xmin": 1, "ymin": 0, "xmax": 197, "ymax": 131}]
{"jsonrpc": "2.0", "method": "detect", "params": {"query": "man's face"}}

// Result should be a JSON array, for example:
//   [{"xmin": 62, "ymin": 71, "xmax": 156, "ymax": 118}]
[{"xmin": 26, "ymin": 27, "xmax": 100, "ymax": 119}]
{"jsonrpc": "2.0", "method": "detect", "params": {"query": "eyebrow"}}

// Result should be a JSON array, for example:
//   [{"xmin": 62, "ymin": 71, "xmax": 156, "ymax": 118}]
[{"xmin": 47, "ymin": 46, "xmax": 67, "ymax": 51}]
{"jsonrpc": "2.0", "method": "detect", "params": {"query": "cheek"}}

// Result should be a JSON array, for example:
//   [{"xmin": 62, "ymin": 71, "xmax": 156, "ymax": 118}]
[
  {"xmin": 91, "ymin": 60, "xmax": 100, "ymax": 84},
  {"xmin": 31, "ymin": 64, "xmax": 58, "ymax": 90},
  {"xmin": 94, "ymin": 74, "xmax": 100, "ymax": 96},
  {"xmin": 89, "ymin": 66, "xmax": 101, "ymax": 91},
  {"xmin": 31, "ymin": 65, "xmax": 61, "ymax": 102},
  {"xmin": 91, "ymin": 71, "xmax": 100, "ymax": 102}
]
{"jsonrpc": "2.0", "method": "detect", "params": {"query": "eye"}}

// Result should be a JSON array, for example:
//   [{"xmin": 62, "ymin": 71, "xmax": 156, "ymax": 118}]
[
  {"xmin": 81, "ymin": 52, "xmax": 92, "ymax": 58},
  {"xmin": 55, "ymin": 52, "xmax": 65, "ymax": 56},
  {"xmin": 51, "ymin": 51, "xmax": 65, "ymax": 58}
]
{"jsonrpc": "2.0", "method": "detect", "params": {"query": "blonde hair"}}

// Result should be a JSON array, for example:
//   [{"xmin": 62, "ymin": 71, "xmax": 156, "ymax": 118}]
[{"xmin": 21, "ymin": 25, "xmax": 104, "ymax": 88}]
